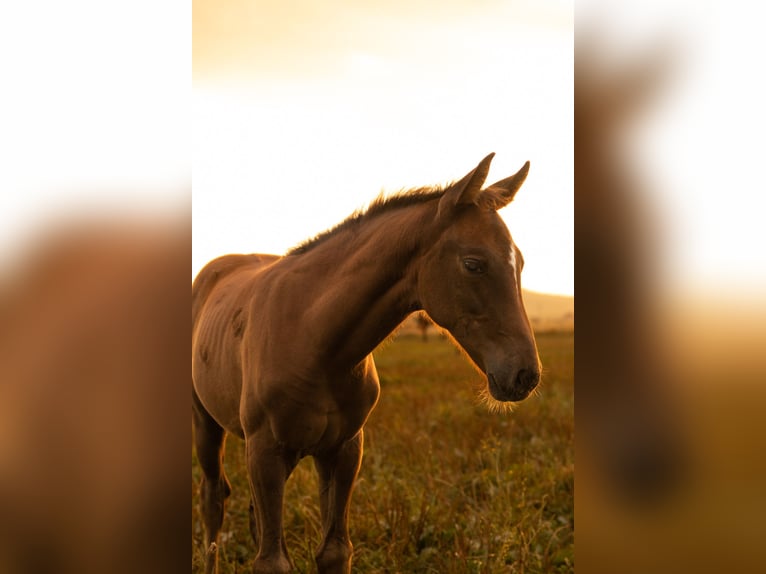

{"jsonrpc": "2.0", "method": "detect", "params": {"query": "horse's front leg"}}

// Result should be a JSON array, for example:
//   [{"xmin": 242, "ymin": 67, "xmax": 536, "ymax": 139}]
[
  {"xmin": 246, "ymin": 432, "xmax": 297, "ymax": 574},
  {"xmin": 313, "ymin": 430, "xmax": 364, "ymax": 574}
]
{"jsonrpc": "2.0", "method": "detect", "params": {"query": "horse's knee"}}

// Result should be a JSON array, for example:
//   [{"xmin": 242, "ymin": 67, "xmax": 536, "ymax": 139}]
[{"xmin": 315, "ymin": 538, "xmax": 352, "ymax": 574}]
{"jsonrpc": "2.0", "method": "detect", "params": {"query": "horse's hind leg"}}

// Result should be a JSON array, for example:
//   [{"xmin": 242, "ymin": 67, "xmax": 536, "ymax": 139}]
[
  {"xmin": 193, "ymin": 389, "xmax": 232, "ymax": 574},
  {"xmin": 248, "ymin": 499, "xmax": 258, "ymax": 544}
]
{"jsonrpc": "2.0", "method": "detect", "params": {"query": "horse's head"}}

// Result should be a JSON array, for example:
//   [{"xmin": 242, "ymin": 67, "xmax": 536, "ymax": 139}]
[{"xmin": 418, "ymin": 154, "xmax": 540, "ymax": 403}]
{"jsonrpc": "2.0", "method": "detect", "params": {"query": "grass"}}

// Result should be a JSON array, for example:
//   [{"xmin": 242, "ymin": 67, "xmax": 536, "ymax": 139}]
[{"xmin": 192, "ymin": 331, "xmax": 574, "ymax": 573}]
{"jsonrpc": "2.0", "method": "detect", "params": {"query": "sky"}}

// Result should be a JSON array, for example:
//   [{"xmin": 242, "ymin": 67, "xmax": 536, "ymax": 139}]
[
  {"xmin": 3, "ymin": 1, "xmax": 765, "ymax": 302},
  {"xmin": 193, "ymin": 0, "xmax": 574, "ymax": 296}
]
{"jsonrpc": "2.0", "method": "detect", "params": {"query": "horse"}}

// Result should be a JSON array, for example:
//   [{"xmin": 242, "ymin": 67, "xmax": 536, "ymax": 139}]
[{"xmin": 192, "ymin": 153, "xmax": 540, "ymax": 574}]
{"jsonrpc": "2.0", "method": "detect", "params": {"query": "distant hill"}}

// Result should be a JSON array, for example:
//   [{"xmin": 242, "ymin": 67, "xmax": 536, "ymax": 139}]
[
  {"xmin": 397, "ymin": 289, "xmax": 574, "ymax": 338},
  {"xmin": 521, "ymin": 289, "xmax": 574, "ymax": 332}
]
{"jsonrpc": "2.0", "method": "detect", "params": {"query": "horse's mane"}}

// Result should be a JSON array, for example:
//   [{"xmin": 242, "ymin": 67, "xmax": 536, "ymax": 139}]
[{"xmin": 286, "ymin": 184, "xmax": 448, "ymax": 255}]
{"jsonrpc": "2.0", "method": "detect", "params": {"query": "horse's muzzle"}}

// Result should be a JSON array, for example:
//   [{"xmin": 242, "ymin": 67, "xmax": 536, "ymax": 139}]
[{"xmin": 488, "ymin": 368, "xmax": 540, "ymax": 402}]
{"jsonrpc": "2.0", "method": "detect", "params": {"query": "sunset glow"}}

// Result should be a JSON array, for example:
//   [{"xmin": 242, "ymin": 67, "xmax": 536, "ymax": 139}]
[{"xmin": 193, "ymin": 0, "xmax": 574, "ymax": 296}]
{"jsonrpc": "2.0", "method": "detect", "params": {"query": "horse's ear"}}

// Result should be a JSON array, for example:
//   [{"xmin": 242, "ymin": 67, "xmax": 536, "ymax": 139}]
[
  {"xmin": 436, "ymin": 153, "xmax": 495, "ymax": 220},
  {"xmin": 479, "ymin": 161, "xmax": 530, "ymax": 211}
]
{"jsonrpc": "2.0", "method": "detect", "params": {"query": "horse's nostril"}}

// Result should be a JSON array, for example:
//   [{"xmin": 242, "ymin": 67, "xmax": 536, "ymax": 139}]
[{"xmin": 517, "ymin": 368, "xmax": 540, "ymax": 392}]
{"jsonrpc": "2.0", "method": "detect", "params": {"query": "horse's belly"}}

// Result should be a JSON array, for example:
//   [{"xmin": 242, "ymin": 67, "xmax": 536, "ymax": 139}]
[
  {"xmin": 192, "ymin": 321, "xmax": 246, "ymax": 437},
  {"xmin": 193, "ymin": 361, "xmax": 244, "ymax": 437}
]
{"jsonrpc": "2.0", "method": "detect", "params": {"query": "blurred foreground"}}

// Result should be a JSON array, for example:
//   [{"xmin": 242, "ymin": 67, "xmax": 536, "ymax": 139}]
[
  {"xmin": 0, "ymin": 213, "xmax": 190, "ymax": 574},
  {"xmin": 576, "ymin": 2, "xmax": 766, "ymax": 572},
  {"xmin": 0, "ymin": 3, "xmax": 189, "ymax": 571}
]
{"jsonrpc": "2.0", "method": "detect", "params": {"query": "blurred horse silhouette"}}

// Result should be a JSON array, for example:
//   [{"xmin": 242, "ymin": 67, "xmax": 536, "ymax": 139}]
[
  {"xmin": 192, "ymin": 154, "xmax": 540, "ymax": 573},
  {"xmin": 1, "ymin": 221, "xmax": 188, "ymax": 574},
  {"xmin": 576, "ymin": 41, "xmax": 686, "ymax": 501}
]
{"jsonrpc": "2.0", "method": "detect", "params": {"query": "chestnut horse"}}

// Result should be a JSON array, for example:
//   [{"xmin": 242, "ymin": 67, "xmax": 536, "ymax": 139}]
[{"xmin": 192, "ymin": 153, "xmax": 540, "ymax": 573}]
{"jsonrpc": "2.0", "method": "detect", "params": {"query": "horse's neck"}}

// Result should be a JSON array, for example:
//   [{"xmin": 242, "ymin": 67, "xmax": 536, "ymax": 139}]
[{"xmin": 296, "ymin": 203, "xmax": 434, "ymax": 369}]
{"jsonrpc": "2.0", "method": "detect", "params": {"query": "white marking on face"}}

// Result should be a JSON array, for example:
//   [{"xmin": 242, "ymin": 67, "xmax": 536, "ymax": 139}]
[{"xmin": 508, "ymin": 244, "xmax": 518, "ymax": 288}]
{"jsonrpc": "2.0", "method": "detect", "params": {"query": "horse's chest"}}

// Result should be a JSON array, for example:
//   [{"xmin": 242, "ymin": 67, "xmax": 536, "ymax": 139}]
[
  {"xmin": 263, "ymin": 374, "xmax": 379, "ymax": 454},
  {"xmin": 328, "ymin": 381, "xmax": 379, "ymax": 439}
]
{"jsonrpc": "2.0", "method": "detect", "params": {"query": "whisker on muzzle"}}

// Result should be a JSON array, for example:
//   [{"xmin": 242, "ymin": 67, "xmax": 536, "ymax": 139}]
[{"xmin": 474, "ymin": 381, "xmax": 517, "ymax": 415}]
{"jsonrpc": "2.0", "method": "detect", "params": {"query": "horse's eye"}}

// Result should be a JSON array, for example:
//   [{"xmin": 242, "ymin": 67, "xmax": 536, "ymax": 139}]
[{"xmin": 463, "ymin": 258, "xmax": 485, "ymax": 274}]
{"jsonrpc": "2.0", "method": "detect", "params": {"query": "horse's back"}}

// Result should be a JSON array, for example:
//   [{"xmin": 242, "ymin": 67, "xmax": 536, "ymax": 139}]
[
  {"xmin": 192, "ymin": 253, "xmax": 280, "ymax": 327},
  {"xmin": 192, "ymin": 253, "xmax": 280, "ymax": 435}
]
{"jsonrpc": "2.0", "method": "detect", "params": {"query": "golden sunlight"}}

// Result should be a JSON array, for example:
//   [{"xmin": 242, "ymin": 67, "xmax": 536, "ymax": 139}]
[{"xmin": 193, "ymin": 0, "xmax": 573, "ymax": 296}]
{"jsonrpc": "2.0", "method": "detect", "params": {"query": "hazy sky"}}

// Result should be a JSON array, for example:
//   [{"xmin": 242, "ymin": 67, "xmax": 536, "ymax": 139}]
[
  {"xmin": 0, "ymin": 1, "xmax": 189, "ymax": 274},
  {"xmin": 193, "ymin": 0, "xmax": 574, "ymax": 296}
]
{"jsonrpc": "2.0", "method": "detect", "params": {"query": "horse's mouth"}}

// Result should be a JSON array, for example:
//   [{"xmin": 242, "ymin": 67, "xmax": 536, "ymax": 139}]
[{"xmin": 488, "ymin": 372, "xmax": 537, "ymax": 403}]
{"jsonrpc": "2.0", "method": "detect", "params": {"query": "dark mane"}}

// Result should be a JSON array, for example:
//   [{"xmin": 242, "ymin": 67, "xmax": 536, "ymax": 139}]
[{"xmin": 286, "ymin": 184, "xmax": 448, "ymax": 255}]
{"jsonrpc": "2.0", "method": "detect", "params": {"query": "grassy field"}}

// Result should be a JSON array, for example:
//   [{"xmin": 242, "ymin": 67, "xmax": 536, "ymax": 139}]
[{"xmin": 192, "ymin": 331, "xmax": 573, "ymax": 573}]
